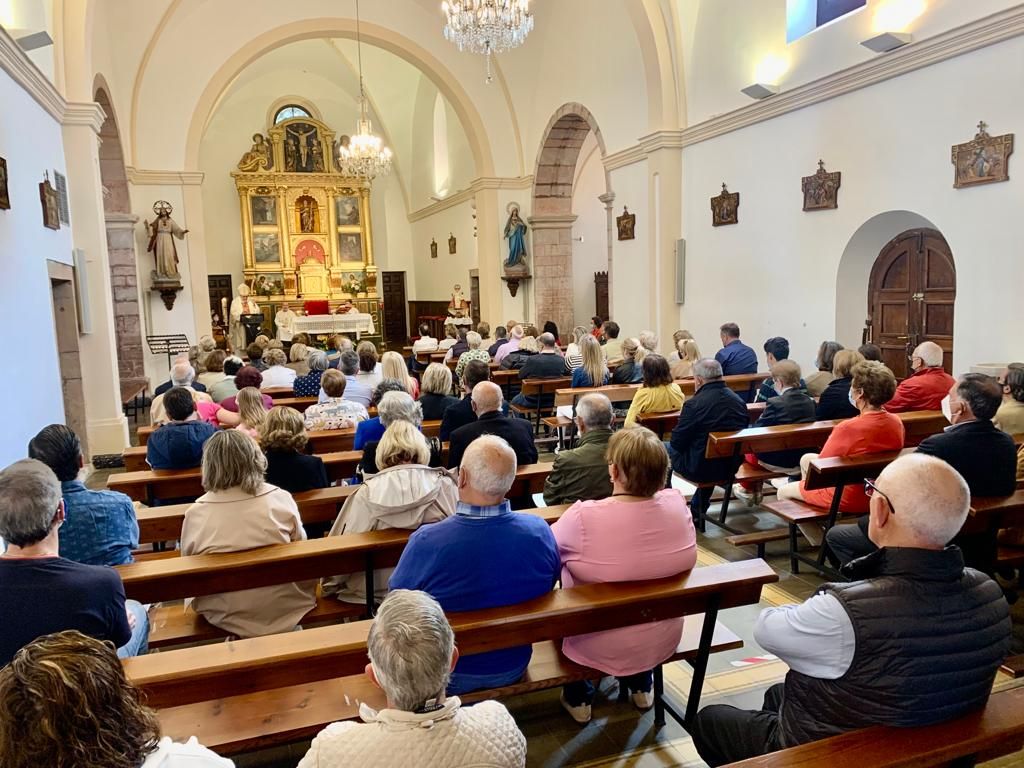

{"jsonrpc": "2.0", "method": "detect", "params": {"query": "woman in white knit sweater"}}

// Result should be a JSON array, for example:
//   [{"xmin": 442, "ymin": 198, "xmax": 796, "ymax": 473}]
[{"xmin": 298, "ymin": 590, "xmax": 526, "ymax": 768}]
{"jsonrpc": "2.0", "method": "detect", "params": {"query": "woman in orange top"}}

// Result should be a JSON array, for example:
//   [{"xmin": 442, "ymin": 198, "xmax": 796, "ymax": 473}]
[{"xmin": 777, "ymin": 361, "xmax": 905, "ymax": 542}]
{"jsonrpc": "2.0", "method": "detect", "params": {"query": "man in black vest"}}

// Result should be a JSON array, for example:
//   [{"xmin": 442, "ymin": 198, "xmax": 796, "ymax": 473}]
[
  {"xmin": 826, "ymin": 372, "xmax": 1018, "ymax": 570},
  {"xmin": 690, "ymin": 453, "xmax": 1011, "ymax": 766}
]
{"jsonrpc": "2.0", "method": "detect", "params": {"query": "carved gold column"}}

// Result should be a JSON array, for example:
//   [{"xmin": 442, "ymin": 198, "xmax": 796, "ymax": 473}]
[
  {"xmin": 239, "ymin": 187, "xmax": 254, "ymax": 268},
  {"xmin": 361, "ymin": 186, "xmax": 374, "ymax": 267},
  {"xmin": 276, "ymin": 185, "xmax": 291, "ymax": 270}
]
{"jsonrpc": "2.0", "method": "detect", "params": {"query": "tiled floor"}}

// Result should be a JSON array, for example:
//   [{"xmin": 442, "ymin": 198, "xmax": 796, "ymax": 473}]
[{"xmin": 95, "ymin": 441, "xmax": 1024, "ymax": 767}]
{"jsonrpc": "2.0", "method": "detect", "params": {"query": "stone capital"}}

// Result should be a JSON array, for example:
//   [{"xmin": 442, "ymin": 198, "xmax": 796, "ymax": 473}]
[
  {"xmin": 63, "ymin": 101, "xmax": 107, "ymax": 134},
  {"xmin": 104, "ymin": 212, "xmax": 140, "ymax": 230},
  {"xmin": 598, "ymin": 192, "xmax": 616, "ymax": 207},
  {"xmin": 527, "ymin": 213, "xmax": 578, "ymax": 229}
]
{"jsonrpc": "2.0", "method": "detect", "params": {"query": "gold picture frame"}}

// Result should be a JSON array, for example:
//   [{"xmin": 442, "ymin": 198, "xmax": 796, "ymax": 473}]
[{"xmin": 952, "ymin": 121, "xmax": 1013, "ymax": 189}]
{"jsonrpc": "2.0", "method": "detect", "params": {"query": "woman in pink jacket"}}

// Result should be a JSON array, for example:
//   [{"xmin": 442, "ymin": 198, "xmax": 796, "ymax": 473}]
[{"xmin": 552, "ymin": 426, "xmax": 697, "ymax": 724}]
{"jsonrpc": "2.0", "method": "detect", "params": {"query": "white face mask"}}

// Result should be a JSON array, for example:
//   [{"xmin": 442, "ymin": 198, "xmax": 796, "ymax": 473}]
[
  {"xmin": 941, "ymin": 394, "xmax": 953, "ymax": 423},
  {"xmin": 848, "ymin": 388, "xmax": 857, "ymax": 408}
]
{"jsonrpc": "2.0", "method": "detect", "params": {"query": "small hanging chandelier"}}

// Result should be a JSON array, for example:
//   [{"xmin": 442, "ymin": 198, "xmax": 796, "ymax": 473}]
[
  {"xmin": 337, "ymin": 0, "xmax": 393, "ymax": 180},
  {"xmin": 442, "ymin": 0, "xmax": 534, "ymax": 84}
]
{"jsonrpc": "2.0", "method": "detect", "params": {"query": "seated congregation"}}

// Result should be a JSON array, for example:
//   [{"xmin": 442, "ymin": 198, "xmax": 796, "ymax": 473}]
[{"xmin": 2, "ymin": 318, "xmax": 1024, "ymax": 768}]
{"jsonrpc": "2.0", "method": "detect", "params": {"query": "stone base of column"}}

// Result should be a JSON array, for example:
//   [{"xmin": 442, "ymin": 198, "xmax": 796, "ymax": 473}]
[{"xmin": 86, "ymin": 414, "xmax": 130, "ymax": 458}]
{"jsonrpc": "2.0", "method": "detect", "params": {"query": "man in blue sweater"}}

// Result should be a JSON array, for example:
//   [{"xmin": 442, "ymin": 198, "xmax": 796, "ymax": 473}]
[
  {"xmin": 390, "ymin": 435, "xmax": 560, "ymax": 694},
  {"xmin": 146, "ymin": 387, "xmax": 217, "ymax": 470},
  {"xmin": 715, "ymin": 322, "xmax": 758, "ymax": 376}
]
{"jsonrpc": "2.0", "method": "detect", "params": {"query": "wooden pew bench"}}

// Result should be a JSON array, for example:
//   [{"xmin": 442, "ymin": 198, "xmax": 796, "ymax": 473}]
[
  {"xmin": 124, "ymin": 504, "xmax": 569, "ymax": 649},
  {"xmin": 725, "ymin": 685, "xmax": 1024, "ymax": 768},
  {"xmin": 123, "ymin": 558, "xmax": 777, "ymax": 753},
  {"xmin": 509, "ymin": 377, "xmax": 573, "ymax": 434}
]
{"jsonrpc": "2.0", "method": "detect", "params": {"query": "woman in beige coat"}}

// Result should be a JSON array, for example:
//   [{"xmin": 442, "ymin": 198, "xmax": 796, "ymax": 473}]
[
  {"xmin": 181, "ymin": 430, "xmax": 316, "ymax": 637},
  {"xmin": 322, "ymin": 422, "xmax": 457, "ymax": 606}
]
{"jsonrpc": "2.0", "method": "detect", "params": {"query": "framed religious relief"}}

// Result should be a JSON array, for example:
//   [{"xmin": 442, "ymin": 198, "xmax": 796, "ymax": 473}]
[
  {"xmin": 710, "ymin": 183, "xmax": 739, "ymax": 226},
  {"xmin": 40, "ymin": 172, "xmax": 60, "ymax": 229},
  {"xmin": 335, "ymin": 195, "xmax": 360, "ymax": 225},
  {"xmin": 802, "ymin": 160, "xmax": 841, "ymax": 211},
  {"xmin": 448, "ymin": 233, "xmax": 457, "ymax": 254},
  {"xmin": 253, "ymin": 232, "xmax": 280, "ymax": 263},
  {"xmin": 251, "ymin": 272, "xmax": 285, "ymax": 297},
  {"xmin": 616, "ymin": 207, "xmax": 636, "ymax": 240},
  {"xmin": 0, "ymin": 157, "xmax": 9, "ymax": 210},
  {"xmin": 250, "ymin": 195, "xmax": 277, "ymax": 226},
  {"xmin": 338, "ymin": 232, "xmax": 362, "ymax": 262},
  {"xmin": 952, "ymin": 121, "xmax": 1013, "ymax": 189}
]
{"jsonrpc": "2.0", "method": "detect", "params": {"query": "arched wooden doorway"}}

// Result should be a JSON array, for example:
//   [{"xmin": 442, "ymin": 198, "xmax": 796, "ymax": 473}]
[{"xmin": 867, "ymin": 228, "xmax": 955, "ymax": 378}]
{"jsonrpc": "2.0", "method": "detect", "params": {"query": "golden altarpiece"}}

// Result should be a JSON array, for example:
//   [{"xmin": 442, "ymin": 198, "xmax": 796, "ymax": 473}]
[{"xmin": 232, "ymin": 113, "xmax": 381, "ymax": 334}]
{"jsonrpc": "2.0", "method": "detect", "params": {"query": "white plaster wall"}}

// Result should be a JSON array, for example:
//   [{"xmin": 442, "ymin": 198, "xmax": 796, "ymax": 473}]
[
  {"xmin": 570, "ymin": 137, "xmax": 610, "ymax": 329},
  {"xmin": 608, "ymin": 161, "xmax": 653, "ymax": 339},
  {"xmin": 680, "ymin": 35, "xmax": 1024, "ymax": 375},
  {"xmin": 0, "ymin": 68, "xmax": 74, "ymax": 466},
  {"xmin": 409, "ymin": 200, "xmax": 478, "ymax": 302},
  {"xmin": 683, "ymin": 0, "xmax": 1020, "ymax": 124}
]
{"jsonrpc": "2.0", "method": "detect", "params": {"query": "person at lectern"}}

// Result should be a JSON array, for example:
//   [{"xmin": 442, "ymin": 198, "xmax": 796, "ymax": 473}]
[{"xmin": 229, "ymin": 283, "xmax": 259, "ymax": 353}]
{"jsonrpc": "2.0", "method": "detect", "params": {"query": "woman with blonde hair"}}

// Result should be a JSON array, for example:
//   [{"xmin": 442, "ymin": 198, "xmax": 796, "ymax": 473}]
[
  {"xmin": 670, "ymin": 338, "xmax": 702, "ymax": 380},
  {"xmin": 499, "ymin": 334, "xmax": 539, "ymax": 371},
  {"xmin": 261, "ymin": 406, "xmax": 328, "ymax": 494},
  {"xmin": 287, "ymin": 342, "xmax": 311, "ymax": 377},
  {"xmin": 571, "ymin": 335, "xmax": 610, "ymax": 388},
  {"xmin": 564, "ymin": 325, "xmax": 590, "ymax": 370},
  {"xmin": 382, "ymin": 350, "xmax": 419, "ymax": 398},
  {"xmin": 552, "ymin": 427, "xmax": 696, "ymax": 723},
  {"xmin": 419, "ymin": 363, "xmax": 459, "ymax": 420},
  {"xmin": 611, "ymin": 338, "xmax": 645, "ymax": 384},
  {"xmin": 216, "ymin": 386, "xmax": 267, "ymax": 437},
  {"xmin": 816, "ymin": 348, "xmax": 865, "ymax": 420},
  {"xmin": 0, "ymin": 631, "xmax": 232, "ymax": 768},
  {"xmin": 182, "ymin": 430, "xmax": 315, "ymax": 637},
  {"xmin": 323, "ymin": 421, "xmax": 457, "ymax": 606}
]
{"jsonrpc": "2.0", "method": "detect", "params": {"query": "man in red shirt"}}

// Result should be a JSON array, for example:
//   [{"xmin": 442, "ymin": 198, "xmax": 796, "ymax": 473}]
[{"xmin": 885, "ymin": 341, "xmax": 955, "ymax": 413}]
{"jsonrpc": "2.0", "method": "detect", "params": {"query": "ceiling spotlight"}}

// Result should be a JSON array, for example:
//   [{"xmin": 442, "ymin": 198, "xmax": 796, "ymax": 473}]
[
  {"xmin": 861, "ymin": 32, "xmax": 912, "ymax": 53},
  {"xmin": 741, "ymin": 83, "xmax": 779, "ymax": 100},
  {"xmin": 16, "ymin": 31, "xmax": 54, "ymax": 52}
]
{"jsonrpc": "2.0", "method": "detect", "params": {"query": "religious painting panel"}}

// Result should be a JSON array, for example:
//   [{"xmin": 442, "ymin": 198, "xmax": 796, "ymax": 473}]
[
  {"xmin": 710, "ymin": 183, "xmax": 739, "ymax": 227},
  {"xmin": 951, "ymin": 121, "xmax": 1013, "ymax": 189},
  {"xmin": 253, "ymin": 232, "xmax": 281, "ymax": 264},
  {"xmin": 283, "ymin": 122, "xmax": 325, "ymax": 173},
  {"xmin": 335, "ymin": 195, "xmax": 360, "ymax": 226},
  {"xmin": 341, "ymin": 270, "xmax": 366, "ymax": 296},
  {"xmin": 295, "ymin": 195, "xmax": 321, "ymax": 233},
  {"xmin": 616, "ymin": 207, "xmax": 635, "ymax": 240},
  {"xmin": 40, "ymin": 173, "xmax": 60, "ymax": 229},
  {"xmin": 338, "ymin": 232, "xmax": 363, "ymax": 262},
  {"xmin": 801, "ymin": 160, "xmax": 841, "ymax": 211},
  {"xmin": 251, "ymin": 195, "xmax": 277, "ymax": 226},
  {"xmin": 251, "ymin": 272, "xmax": 285, "ymax": 298},
  {"xmin": 0, "ymin": 157, "xmax": 9, "ymax": 210}
]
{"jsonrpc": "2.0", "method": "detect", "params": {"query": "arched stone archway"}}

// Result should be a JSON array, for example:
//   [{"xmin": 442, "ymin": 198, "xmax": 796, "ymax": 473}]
[
  {"xmin": 530, "ymin": 103, "xmax": 610, "ymax": 336},
  {"xmin": 95, "ymin": 85, "xmax": 145, "ymax": 384}
]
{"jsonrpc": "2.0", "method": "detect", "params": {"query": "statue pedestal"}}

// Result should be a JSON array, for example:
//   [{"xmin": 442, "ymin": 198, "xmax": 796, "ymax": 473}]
[
  {"xmin": 501, "ymin": 271, "xmax": 531, "ymax": 298},
  {"xmin": 150, "ymin": 272, "xmax": 184, "ymax": 310}
]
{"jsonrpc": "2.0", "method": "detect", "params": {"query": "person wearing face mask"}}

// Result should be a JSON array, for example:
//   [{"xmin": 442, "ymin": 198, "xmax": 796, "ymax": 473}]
[
  {"xmin": 777, "ymin": 362, "xmax": 905, "ymax": 545},
  {"xmin": 884, "ymin": 341, "xmax": 955, "ymax": 413},
  {"xmin": 754, "ymin": 338, "xmax": 807, "ymax": 403},
  {"xmin": 826, "ymin": 373, "xmax": 1018, "ymax": 569}
]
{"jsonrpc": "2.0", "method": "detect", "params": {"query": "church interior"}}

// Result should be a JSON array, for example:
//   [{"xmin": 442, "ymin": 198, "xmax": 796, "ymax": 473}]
[{"xmin": 2, "ymin": 0, "xmax": 1024, "ymax": 766}]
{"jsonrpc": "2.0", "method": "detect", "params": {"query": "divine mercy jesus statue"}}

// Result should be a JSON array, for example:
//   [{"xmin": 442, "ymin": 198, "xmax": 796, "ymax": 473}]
[{"xmin": 146, "ymin": 201, "xmax": 189, "ymax": 281}]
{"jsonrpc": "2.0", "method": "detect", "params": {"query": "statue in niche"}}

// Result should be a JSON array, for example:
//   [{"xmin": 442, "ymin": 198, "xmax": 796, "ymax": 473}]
[
  {"xmin": 237, "ymin": 133, "xmax": 272, "ymax": 172},
  {"xmin": 311, "ymin": 141, "xmax": 325, "ymax": 172},
  {"xmin": 284, "ymin": 137, "xmax": 299, "ymax": 172},
  {"xmin": 503, "ymin": 205, "xmax": 528, "ymax": 269},
  {"xmin": 334, "ymin": 135, "xmax": 351, "ymax": 170},
  {"xmin": 286, "ymin": 124, "xmax": 319, "ymax": 172},
  {"xmin": 145, "ymin": 201, "xmax": 188, "ymax": 281},
  {"xmin": 297, "ymin": 196, "xmax": 318, "ymax": 233}
]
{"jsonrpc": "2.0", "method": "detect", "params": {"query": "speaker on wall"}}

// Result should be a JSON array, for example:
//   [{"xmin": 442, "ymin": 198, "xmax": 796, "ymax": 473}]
[{"xmin": 675, "ymin": 239, "xmax": 686, "ymax": 305}]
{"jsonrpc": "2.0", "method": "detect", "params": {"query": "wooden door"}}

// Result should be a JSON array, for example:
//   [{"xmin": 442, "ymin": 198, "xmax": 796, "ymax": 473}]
[
  {"xmin": 208, "ymin": 274, "xmax": 233, "ymax": 326},
  {"xmin": 380, "ymin": 271, "xmax": 408, "ymax": 347},
  {"xmin": 868, "ymin": 229, "xmax": 955, "ymax": 378},
  {"xmin": 594, "ymin": 271, "xmax": 609, "ymax": 321}
]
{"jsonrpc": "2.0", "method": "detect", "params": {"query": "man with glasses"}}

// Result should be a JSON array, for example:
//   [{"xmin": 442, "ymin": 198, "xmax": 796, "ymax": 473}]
[
  {"xmin": 827, "ymin": 372, "xmax": 1017, "ymax": 568},
  {"xmin": 689, "ymin": 453, "xmax": 1011, "ymax": 766}
]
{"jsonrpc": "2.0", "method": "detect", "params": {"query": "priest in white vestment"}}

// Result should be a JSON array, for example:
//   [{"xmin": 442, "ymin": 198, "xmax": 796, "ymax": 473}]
[
  {"xmin": 275, "ymin": 303, "xmax": 298, "ymax": 342},
  {"xmin": 229, "ymin": 284, "xmax": 259, "ymax": 353}
]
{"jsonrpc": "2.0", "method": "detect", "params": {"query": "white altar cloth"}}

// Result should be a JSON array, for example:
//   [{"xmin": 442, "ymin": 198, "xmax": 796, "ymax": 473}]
[{"xmin": 292, "ymin": 313, "xmax": 376, "ymax": 339}]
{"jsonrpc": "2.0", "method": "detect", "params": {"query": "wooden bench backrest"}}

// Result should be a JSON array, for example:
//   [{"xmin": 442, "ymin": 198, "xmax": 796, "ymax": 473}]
[
  {"xmin": 553, "ymin": 384, "xmax": 641, "ymax": 407},
  {"xmin": 706, "ymin": 410, "xmax": 944, "ymax": 459},
  {"xmin": 726, "ymin": 685, "xmax": 1024, "ymax": 768},
  {"xmin": 964, "ymin": 489, "xmax": 1024, "ymax": 533},
  {"xmin": 519, "ymin": 377, "xmax": 572, "ymax": 396},
  {"xmin": 123, "ymin": 558, "xmax": 777, "ymax": 708},
  {"xmin": 262, "ymin": 387, "xmax": 295, "ymax": 399},
  {"xmin": 136, "ymin": 485, "xmax": 357, "ymax": 544},
  {"xmin": 122, "ymin": 505, "xmax": 569, "ymax": 604},
  {"xmin": 802, "ymin": 451, "xmax": 902, "ymax": 491}
]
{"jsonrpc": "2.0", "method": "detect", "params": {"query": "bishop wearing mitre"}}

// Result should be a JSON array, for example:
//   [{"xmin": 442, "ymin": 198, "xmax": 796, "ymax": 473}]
[{"xmin": 229, "ymin": 283, "xmax": 260, "ymax": 353}]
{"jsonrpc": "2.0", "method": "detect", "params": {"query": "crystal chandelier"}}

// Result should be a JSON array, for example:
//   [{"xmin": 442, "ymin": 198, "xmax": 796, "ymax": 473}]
[
  {"xmin": 442, "ymin": 0, "xmax": 534, "ymax": 83},
  {"xmin": 337, "ymin": 0, "xmax": 393, "ymax": 180}
]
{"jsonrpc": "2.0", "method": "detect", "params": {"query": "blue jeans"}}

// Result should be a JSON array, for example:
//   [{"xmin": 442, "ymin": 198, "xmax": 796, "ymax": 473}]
[
  {"xmin": 448, "ymin": 664, "xmax": 528, "ymax": 695},
  {"xmin": 116, "ymin": 600, "xmax": 150, "ymax": 659},
  {"xmin": 563, "ymin": 670, "xmax": 654, "ymax": 706}
]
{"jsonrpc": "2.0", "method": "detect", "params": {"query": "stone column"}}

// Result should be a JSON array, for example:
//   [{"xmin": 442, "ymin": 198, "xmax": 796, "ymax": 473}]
[
  {"xmin": 646, "ymin": 144, "xmax": 683, "ymax": 344},
  {"xmin": 598, "ymin": 191, "xmax": 616, "ymax": 316},
  {"xmin": 62, "ymin": 102, "xmax": 129, "ymax": 456},
  {"xmin": 104, "ymin": 212, "xmax": 144, "ymax": 380},
  {"xmin": 527, "ymin": 213, "xmax": 577, "ymax": 337}
]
